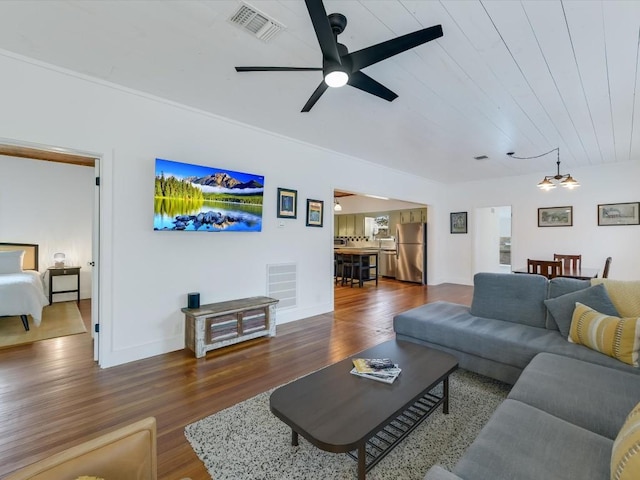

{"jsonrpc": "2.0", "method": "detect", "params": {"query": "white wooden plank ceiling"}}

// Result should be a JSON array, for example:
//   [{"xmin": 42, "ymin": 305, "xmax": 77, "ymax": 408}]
[{"xmin": 0, "ymin": 0, "xmax": 637, "ymax": 184}]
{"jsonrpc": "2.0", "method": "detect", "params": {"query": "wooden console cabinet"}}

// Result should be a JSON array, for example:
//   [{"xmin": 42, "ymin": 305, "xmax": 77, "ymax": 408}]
[{"xmin": 182, "ymin": 296, "xmax": 279, "ymax": 358}]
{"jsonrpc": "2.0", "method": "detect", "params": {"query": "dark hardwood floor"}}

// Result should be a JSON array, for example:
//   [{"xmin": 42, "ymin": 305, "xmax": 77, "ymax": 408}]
[{"xmin": 0, "ymin": 278, "xmax": 472, "ymax": 479}]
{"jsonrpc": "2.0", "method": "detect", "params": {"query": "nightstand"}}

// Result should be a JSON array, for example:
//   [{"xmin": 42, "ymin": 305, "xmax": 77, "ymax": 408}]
[{"xmin": 48, "ymin": 266, "xmax": 81, "ymax": 304}]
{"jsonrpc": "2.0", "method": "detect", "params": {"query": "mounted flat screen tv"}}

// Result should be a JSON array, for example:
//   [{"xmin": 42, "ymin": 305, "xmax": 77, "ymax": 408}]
[{"xmin": 154, "ymin": 158, "xmax": 264, "ymax": 232}]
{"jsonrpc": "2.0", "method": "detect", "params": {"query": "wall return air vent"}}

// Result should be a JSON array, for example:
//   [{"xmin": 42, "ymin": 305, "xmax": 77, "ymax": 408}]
[{"xmin": 229, "ymin": 2, "xmax": 285, "ymax": 42}]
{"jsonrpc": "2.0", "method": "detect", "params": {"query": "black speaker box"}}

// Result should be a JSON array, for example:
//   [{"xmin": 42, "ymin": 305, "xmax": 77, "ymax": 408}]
[{"xmin": 187, "ymin": 292, "xmax": 200, "ymax": 309}]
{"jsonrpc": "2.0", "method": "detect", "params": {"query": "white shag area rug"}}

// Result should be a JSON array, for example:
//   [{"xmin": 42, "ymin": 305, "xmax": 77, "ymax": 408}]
[{"xmin": 185, "ymin": 370, "xmax": 509, "ymax": 480}]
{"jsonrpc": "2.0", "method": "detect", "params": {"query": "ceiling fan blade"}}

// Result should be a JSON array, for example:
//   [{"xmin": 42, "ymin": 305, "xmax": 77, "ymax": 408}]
[
  {"xmin": 235, "ymin": 66, "xmax": 322, "ymax": 72},
  {"xmin": 304, "ymin": 0, "xmax": 341, "ymax": 65},
  {"xmin": 346, "ymin": 25, "xmax": 443, "ymax": 71},
  {"xmin": 301, "ymin": 81, "xmax": 329, "ymax": 112},
  {"xmin": 347, "ymin": 71, "xmax": 398, "ymax": 102}
]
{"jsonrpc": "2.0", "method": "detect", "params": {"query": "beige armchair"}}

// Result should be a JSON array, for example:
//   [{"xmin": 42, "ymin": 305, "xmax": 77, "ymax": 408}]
[{"xmin": 5, "ymin": 417, "xmax": 190, "ymax": 480}]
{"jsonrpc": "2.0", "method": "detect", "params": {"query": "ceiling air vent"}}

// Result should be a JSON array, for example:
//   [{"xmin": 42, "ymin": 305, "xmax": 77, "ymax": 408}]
[
  {"xmin": 473, "ymin": 155, "xmax": 489, "ymax": 160},
  {"xmin": 229, "ymin": 2, "xmax": 285, "ymax": 43}
]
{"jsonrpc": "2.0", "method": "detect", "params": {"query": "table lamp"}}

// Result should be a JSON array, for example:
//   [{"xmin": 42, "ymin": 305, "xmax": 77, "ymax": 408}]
[{"xmin": 53, "ymin": 252, "xmax": 65, "ymax": 268}]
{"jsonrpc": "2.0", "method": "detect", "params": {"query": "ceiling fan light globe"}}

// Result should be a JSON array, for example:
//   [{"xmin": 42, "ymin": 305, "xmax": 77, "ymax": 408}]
[{"xmin": 325, "ymin": 70, "xmax": 349, "ymax": 88}]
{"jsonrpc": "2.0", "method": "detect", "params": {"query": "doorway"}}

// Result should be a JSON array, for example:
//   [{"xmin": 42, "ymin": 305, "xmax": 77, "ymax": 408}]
[
  {"xmin": 0, "ymin": 140, "xmax": 102, "ymax": 362},
  {"xmin": 473, "ymin": 206, "xmax": 512, "ymax": 274}
]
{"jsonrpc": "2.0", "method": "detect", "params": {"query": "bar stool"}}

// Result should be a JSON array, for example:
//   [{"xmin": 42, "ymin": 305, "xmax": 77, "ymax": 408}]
[
  {"xmin": 334, "ymin": 253, "xmax": 344, "ymax": 285},
  {"xmin": 341, "ymin": 254, "xmax": 362, "ymax": 287}
]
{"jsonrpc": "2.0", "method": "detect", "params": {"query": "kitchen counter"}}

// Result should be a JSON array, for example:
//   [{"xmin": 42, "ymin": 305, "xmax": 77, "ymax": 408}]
[
  {"xmin": 333, "ymin": 247, "xmax": 396, "ymax": 252},
  {"xmin": 334, "ymin": 248, "xmax": 380, "ymax": 254}
]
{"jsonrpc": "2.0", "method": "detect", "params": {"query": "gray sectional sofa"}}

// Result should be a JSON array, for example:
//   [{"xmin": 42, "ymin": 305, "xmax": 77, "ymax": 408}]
[
  {"xmin": 425, "ymin": 352, "xmax": 640, "ymax": 480},
  {"xmin": 394, "ymin": 272, "xmax": 639, "ymax": 384},
  {"xmin": 392, "ymin": 272, "xmax": 640, "ymax": 480}
]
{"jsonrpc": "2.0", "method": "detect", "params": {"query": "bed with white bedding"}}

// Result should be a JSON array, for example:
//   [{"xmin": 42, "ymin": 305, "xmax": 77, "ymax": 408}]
[{"xmin": 0, "ymin": 243, "xmax": 49, "ymax": 330}]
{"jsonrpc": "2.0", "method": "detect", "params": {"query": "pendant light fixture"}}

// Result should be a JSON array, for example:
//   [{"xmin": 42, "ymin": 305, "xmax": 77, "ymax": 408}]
[
  {"xmin": 507, "ymin": 148, "xmax": 579, "ymax": 191},
  {"xmin": 334, "ymin": 198, "xmax": 342, "ymax": 211}
]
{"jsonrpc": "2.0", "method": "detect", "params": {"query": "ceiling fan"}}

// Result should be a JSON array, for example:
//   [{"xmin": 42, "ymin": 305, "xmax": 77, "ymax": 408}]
[{"xmin": 235, "ymin": 0, "xmax": 443, "ymax": 112}]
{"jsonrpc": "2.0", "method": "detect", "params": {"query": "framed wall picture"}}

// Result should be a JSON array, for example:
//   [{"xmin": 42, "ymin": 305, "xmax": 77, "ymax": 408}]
[
  {"xmin": 538, "ymin": 206, "xmax": 573, "ymax": 227},
  {"xmin": 277, "ymin": 187, "xmax": 297, "ymax": 219},
  {"xmin": 597, "ymin": 202, "xmax": 639, "ymax": 226},
  {"xmin": 450, "ymin": 211, "xmax": 467, "ymax": 234},
  {"xmin": 306, "ymin": 199, "xmax": 324, "ymax": 227}
]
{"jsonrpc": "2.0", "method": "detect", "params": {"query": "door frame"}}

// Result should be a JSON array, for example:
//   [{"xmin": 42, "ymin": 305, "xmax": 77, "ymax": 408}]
[
  {"xmin": 0, "ymin": 137, "xmax": 103, "ymax": 363},
  {"xmin": 473, "ymin": 205, "xmax": 512, "ymax": 275}
]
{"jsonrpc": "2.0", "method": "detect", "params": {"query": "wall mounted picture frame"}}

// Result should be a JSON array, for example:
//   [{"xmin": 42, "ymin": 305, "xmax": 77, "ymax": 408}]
[
  {"xmin": 450, "ymin": 211, "xmax": 467, "ymax": 234},
  {"xmin": 538, "ymin": 206, "xmax": 573, "ymax": 227},
  {"xmin": 306, "ymin": 199, "xmax": 324, "ymax": 227},
  {"xmin": 597, "ymin": 202, "xmax": 639, "ymax": 226},
  {"xmin": 277, "ymin": 187, "xmax": 297, "ymax": 219}
]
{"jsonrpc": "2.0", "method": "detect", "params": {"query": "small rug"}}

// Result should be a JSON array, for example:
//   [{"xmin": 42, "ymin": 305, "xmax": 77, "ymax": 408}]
[
  {"xmin": 0, "ymin": 302, "xmax": 86, "ymax": 348},
  {"xmin": 185, "ymin": 369, "xmax": 510, "ymax": 480}
]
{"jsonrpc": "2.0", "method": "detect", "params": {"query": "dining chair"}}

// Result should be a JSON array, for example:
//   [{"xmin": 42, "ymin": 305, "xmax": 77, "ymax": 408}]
[
  {"xmin": 602, "ymin": 257, "xmax": 612, "ymax": 278},
  {"xmin": 553, "ymin": 254, "xmax": 581, "ymax": 272},
  {"xmin": 527, "ymin": 259, "xmax": 562, "ymax": 279}
]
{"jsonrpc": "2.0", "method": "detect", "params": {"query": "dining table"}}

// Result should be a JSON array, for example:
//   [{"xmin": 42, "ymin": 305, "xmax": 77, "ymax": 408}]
[{"xmin": 513, "ymin": 266, "xmax": 599, "ymax": 280}]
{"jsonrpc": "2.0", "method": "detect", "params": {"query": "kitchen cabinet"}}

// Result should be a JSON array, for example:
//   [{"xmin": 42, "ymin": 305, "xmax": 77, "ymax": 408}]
[
  {"xmin": 399, "ymin": 208, "xmax": 427, "ymax": 224},
  {"xmin": 409, "ymin": 208, "xmax": 427, "ymax": 223},
  {"xmin": 354, "ymin": 214, "xmax": 365, "ymax": 236},
  {"xmin": 335, "ymin": 208, "xmax": 427, "ymax": 237},
  {"xmin": 335, "ymin": 214, "xmax": 364, "ymax": 237},
  {"xmin": 344, "ymin": 215, "xmax": 355, "ymax": 236},
  {"xmin": 336, "ymin": 215, "xmax": 348, "ymax": 236}
]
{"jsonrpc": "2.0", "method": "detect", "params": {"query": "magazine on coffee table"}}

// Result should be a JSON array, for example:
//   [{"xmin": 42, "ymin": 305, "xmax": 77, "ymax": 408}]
[
  {"xmin": 351, "ymin": 358, "xmax": 401, "ymax": 383},
  {"xmin": 352, "ymin": 358, "xmax": 396, "ymax": 373},
  {"xmin": 350, "ymin": 366, "xmax": 401, "ymax": 384}
]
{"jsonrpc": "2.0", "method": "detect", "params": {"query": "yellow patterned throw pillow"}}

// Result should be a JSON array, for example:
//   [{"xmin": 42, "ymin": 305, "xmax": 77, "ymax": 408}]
[
  {"xmin": 569, "ymin": 302, "xmax": 640, "ymax": 367},
  {"xmin": 611, "ymin": 401, "xmax": 640, "ymax": 480},
  {"xmin": 592, "ymin": 279, "xmax": 640, "ymax": 318}
]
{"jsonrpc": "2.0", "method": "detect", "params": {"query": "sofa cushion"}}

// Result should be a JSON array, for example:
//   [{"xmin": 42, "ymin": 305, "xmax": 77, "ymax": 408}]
[
  {"xmin": 544, "ymin": 283, "xmax": 619, "ymax": 337},
  {"xmin": 569, "ymin": 303, "xmax": 640, "ymax": 367},
  {"xmin": 453, "ymin": 399, "xmax": 612, "ymax": 480},
  {"xmin": 470, "ymin": 273, "xmax": 548, "ymax": 328},
  {"xmin": 611, "ymin": 401, "xmax": 640, "ymax": 480},
  {"xmin": 592, "ymin": 279, "xmax": 640, "ymax": 318},
  {"xmin": 394, "ymin": 301, "xmax": 568, "ymax": 369},
  {"xmin": 546, "ymin": 277, "xmax": 591, "ymax": 330},
  {"xmin": 544, "ymin": 337, "xmax": 640, "ymax": 374},
  {"xmin": 508, "ymin": 353, "xmax": 640, "ymax": 439},
  {"xmin": 549, "ymin": 276, "xmax": 592, "ymax": 298}
]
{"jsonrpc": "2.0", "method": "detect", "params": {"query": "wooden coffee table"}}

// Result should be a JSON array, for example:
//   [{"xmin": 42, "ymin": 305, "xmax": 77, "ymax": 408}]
[{"xmin": 269, "ymin": 339, "xmax": 458, "ymax": 479}]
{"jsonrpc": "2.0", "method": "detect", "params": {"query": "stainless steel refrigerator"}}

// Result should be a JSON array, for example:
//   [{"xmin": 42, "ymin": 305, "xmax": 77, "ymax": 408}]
[{"xmin": 396, "ymin": 223, "xmax": 427, "ymax": 284}]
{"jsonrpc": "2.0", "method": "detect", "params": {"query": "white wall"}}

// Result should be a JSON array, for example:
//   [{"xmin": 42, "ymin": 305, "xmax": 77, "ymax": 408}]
[
  {"xmin": 0, "ymin": 155, "xmax": 93, "ymax": 300},
  {"xmin": 439, "ymin": 161, "xmax": 640, "ymax": 284},
  {"xmin": 0, "ymin": 51, "xmax": 444, "ymax": 367}
]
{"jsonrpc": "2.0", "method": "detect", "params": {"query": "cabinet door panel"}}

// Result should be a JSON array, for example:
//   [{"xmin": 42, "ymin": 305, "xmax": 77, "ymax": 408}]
[{"xmin": 354, "ymin": 214, "xmax": 365, "ymax": 236}]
